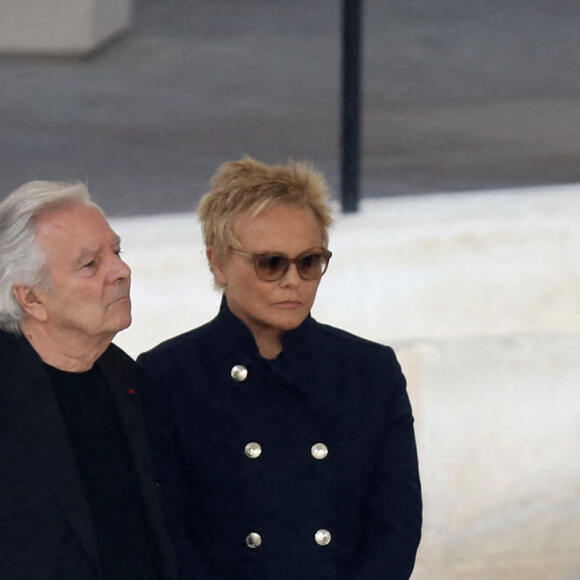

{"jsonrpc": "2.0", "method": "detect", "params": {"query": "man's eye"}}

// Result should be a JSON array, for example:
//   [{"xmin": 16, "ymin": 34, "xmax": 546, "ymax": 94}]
[{"xmin": 83, "ymin": 260, "xmax": 96, "ymax": 268}]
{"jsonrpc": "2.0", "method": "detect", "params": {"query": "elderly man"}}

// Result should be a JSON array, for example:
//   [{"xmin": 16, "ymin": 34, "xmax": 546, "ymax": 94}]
[{"xmin": 0, "ymin": 181, "xmax": 175, "ymax": 580}]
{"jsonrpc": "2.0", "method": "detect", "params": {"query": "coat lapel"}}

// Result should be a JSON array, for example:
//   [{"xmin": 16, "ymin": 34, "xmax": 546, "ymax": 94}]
[
  {"xmin": 0, "ymin": 332, "xmax": 99, "ymax": 569},
  {"xmin": 99, "ymin": 344, "xmax": 174, "ymax": 578},
  {"xmin": 98, "ymin": 345, "xmax": 152, "ymax": 480}
]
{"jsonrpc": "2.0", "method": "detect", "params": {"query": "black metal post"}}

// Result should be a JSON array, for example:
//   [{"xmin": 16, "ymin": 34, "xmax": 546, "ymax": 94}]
[{"xmin": 340, "ymin": 0, "xmax": 362, "ymax": 213}]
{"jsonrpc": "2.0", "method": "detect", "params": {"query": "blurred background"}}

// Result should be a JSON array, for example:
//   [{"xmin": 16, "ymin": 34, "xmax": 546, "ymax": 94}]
[
  {"xmin": 1, "ymin": 1, "xmax": 580, "ymax": 578},
  {"xmin": 3, "ymin": 0, "xmax": 580, "ymax": 215}
]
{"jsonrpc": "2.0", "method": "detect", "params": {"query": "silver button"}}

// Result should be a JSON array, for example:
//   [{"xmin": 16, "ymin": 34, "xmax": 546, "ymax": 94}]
[
  {"xmin": 245, "ymin": 442, "xmax": 262, "ymax": 459},
  {"xmin": 231, "ymin": 365, "xmax": 248, "ymax": 382},
  {"xmin": 246, "ymin": 532, "xmax": 262, "ymax": 549},
  {"xmin": 311, "ymin": 443, "xmax": 328, "ymax": 460},
  {"xmin": 315, "ymin": 529, "xmax": 332, "ymax": 546}
]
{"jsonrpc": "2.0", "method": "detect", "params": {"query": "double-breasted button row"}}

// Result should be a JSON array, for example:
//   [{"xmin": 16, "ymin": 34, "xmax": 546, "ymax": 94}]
[
  {"xmin": 315, "ymin": 529, "xmax": 332, "ymax": 546},
  {"xmin": 245, "ymin": 529, "xmax": 332, "ymax": 549},
  {"xmin": 311, "ymin": 443, "xmax": 328, "ymax": 460},
  {"xmin": 246, "ymin": 532, "xmax": 262, "ymax": 549},
  {"xmin": 231, "ymin": 365, "xmax": 248, "ymax": 382},
  {"xmin": 244, "ymin": 442, "xmax": 262, "ymax": 458},
  {"xmin": 243, "ymin": 442, "xmax": 329, "ymax": 459}
]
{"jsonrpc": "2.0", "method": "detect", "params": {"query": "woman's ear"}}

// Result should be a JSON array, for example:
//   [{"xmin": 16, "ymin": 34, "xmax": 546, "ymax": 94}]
[
  {"xmin": 206, "ymin": 247, "xmax": 227, "ymax": 286},
  {"xmin": 12, "ymin": 283, "xmax": 49, "ymax": 322}
]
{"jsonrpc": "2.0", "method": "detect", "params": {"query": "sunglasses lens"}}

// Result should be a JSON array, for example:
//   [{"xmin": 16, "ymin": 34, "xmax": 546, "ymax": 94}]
[
  {"xmin": 255, "ymin": 255, "xmax": 289, "ymax": 281},
  {"xmin": 297, "ymin": 253, "xmax": 326, "ymax": 280},
  {"xmin": 252, "ymin": 250, "xmax": 330, "ymax": 281}
]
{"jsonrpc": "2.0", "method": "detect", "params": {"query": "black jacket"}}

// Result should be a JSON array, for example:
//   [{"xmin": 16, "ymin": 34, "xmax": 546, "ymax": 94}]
[
  {"xmin": 139, "ymin": 299, "xmax": 421, "ymax": 580},
  {"xmin": 0, "ymin": 330, "xmax": 176, "ymax": 580}
]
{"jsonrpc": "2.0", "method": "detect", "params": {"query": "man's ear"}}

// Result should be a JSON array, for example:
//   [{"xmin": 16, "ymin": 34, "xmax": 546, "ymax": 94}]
[
  {"xmin": 12, "ymin": 283, "xmax": 48, "ymax": 322},
  {"xmin": 206, "ymin": 247, "xmax": 227, "ymax": 286}
]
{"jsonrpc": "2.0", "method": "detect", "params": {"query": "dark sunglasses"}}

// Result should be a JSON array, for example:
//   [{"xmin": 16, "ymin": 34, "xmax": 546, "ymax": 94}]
[{"xmin": 229, "ymin": 247, "xmax": 332, "ymax": 281}]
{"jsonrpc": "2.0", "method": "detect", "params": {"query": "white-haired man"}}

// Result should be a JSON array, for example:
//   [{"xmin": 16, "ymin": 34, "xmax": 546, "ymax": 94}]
[{"xmin": 0, "ymin": 181, "xmax": 175, "ymax": 580}]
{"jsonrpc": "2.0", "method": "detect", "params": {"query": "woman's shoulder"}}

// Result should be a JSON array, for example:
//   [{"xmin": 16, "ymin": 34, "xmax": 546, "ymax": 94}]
[
  {"xmin": 309, "ymin": 319, "xmax": 403, "ymax": 375},
  {"xmin": 312, "ymin": 319, "xmax": 396, "ymax": 356},
  {"xmin": 307, "ymin": 320, "xmax": 405, "ymax": 389}
]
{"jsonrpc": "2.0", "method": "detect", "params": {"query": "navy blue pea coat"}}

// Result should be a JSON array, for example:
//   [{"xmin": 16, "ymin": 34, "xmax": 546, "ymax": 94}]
[{"xmin": 139, "ymin": 298, "xmax": 421, "ymax": 580}]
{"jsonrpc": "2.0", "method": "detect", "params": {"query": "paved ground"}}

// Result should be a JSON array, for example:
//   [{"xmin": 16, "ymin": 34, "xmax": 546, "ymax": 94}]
[{"xmin": 2, "ymin": 0, "xmax": 580, "ymax": 216}]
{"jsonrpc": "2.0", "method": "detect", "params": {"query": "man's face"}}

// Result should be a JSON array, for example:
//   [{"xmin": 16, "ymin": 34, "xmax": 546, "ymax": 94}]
[{"xmin": 32, "ymin": 204, "xmax": 132, "ymax": 342}]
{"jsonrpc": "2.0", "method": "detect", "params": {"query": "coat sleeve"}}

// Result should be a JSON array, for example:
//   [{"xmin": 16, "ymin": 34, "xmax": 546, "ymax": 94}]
[
  {"xmin": 347, "ymin": 348, "xmax": 422, "ymax": 579},
  {"xmin": 138, "ymin": 357, "xmax": 220, "ymax": 580}
]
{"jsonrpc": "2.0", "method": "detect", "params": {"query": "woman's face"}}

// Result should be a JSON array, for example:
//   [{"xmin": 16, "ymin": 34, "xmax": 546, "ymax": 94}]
[{"xmin": 210, "ymin": 204, "xmax": 325, "ymax": 345}]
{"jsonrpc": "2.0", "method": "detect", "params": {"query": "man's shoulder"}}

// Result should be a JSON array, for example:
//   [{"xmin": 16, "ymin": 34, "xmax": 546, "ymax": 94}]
[
  {"xmin": 0, "ymin": 329, "xmax": 34, "ymax": 368},
  {"xmin": 96, "ymin": 342, "xmax": 143, "ymax": 387},
  {"xmin": 0, "ymin": 328, "xmax": 21, "ymax": 348},
  {"xmin": 102, "ymin": 341, "xmax": 136, "ymax": 367}
]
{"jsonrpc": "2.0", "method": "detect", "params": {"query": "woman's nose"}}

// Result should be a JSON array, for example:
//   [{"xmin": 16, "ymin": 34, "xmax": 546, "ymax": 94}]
[{"xmin": 279, "ymin": 262, "xmax": 301, "ymax": 286}]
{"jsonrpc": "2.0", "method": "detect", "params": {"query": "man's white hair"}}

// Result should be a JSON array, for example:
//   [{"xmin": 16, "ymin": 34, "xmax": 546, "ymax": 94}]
[{"xmin": 0, "ymin": 181, "xmax": 100, "ymax": 334}]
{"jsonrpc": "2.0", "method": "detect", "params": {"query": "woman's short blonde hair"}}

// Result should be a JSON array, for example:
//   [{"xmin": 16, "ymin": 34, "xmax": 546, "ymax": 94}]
[{"xmin": 198, "ymin": 157, "xmax": 334, "ymax": 273}]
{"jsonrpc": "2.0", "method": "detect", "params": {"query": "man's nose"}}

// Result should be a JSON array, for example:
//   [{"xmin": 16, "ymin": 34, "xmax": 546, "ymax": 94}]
[{"xmin": 107, "ymin": 253, "xmax": 131, "ymax": 283}]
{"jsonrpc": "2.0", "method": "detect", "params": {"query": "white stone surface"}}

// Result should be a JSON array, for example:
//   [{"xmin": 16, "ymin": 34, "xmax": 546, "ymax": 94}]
[
  {"xmin": 111, "ymin": 185, "xmax": 580, "ymax": 579},
  {"xmin": 114, "ymin": 184, "xmax": 580, "ymax": 353},
  {"xmin": 0, "ymin": 0, "xmax": 132, "ymax": 56},
  {"xmin": 400, "ymin": 336, "xmax": 580, "ymax": 580}
]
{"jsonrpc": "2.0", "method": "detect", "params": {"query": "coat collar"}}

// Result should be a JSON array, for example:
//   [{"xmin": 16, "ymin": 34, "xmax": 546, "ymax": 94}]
[
  {"xmin": 214, "ymin": 295, "xmax": 316, "ymax": 360},
  {"xmin": 210, "ymin": 298, "xmax": 339, "ymax": 433}
]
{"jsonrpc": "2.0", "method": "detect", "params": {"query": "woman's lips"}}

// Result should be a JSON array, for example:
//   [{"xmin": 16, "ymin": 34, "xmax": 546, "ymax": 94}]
[{"xmin": 275, "ymin": 300, "xmax": 301, "ymax": 308}]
